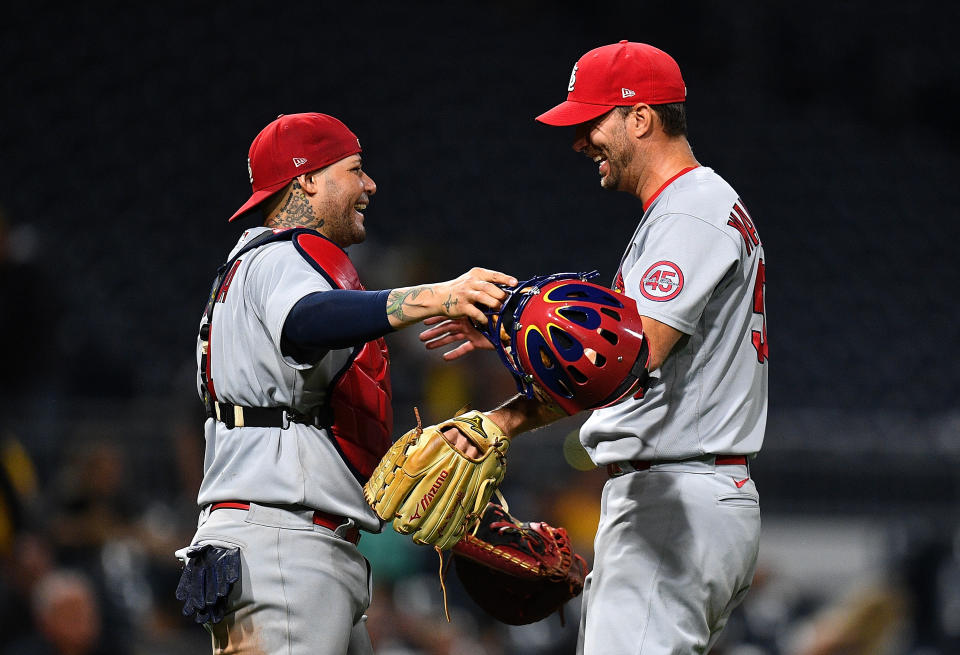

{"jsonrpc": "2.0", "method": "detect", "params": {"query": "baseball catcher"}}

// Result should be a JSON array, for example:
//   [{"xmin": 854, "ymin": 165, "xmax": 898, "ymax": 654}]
[
  {"xmin": 451, "ymin": 500, "xmax": 588, "ymax": 625},
  {"xmin": 363, "ymin": 409, "xmax": 510, "ymax": 550}
]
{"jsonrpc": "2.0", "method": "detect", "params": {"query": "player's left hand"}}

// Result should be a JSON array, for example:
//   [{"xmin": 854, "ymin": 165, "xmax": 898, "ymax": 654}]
[{"xmin": 419, "ymin": 316, "xmax": 494, "ymax": 361}]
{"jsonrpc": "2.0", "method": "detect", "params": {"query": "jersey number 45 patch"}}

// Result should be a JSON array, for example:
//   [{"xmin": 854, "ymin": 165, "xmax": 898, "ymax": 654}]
[{"xmin": 639, "ymin": 261, "xmax": 684, "ymax": 301}]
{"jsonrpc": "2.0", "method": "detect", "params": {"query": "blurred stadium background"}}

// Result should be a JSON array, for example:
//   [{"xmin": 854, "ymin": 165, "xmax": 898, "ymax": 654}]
[{"xmin": 1, "ymin": 1, "xmax": 958, "ymax": 654}]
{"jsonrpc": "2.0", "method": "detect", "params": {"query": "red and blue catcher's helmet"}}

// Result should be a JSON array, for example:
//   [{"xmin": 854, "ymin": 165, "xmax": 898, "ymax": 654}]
[{"xmin": 480, "ymin": 272, "xmax": 650, "ymax": 415}]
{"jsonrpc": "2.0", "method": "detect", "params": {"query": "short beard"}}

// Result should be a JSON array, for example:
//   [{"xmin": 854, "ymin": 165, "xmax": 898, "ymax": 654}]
[
  {"xmin": 599, "ymin": 123, "xmax": 632, "ymax": 191},
  {"xmin": 319, "ymin": 181, "xmax": 365, "ymax": 248}
]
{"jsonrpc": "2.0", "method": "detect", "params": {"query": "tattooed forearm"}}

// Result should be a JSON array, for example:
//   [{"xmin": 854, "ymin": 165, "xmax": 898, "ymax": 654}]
[
  {"xmin": 441, "ymin": 295, "xmax": 457, "ymax": 313},
  {"xmin": 265, "ymin": 181, "xmax": 324, "ymax": 230},
  {"xmin": 386, "ymin": 286, "xmax": 435, "ymax": 322}
]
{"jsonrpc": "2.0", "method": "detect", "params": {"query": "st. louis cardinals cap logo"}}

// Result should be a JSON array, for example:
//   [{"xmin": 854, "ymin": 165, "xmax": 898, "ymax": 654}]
[
  {"xmin": 639, "ymin": 261, "xmax": 684, "ymax": 301},
  {"xmin": 568, "ymin": 63, "xmax": 578, "ymax": 92}
]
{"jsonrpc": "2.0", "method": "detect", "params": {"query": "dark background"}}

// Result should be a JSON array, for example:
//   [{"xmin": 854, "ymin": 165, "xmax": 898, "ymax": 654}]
[
  {"xmin": 1, "ymin": 2, "xmax": 958, "ymax": 654},
  {"xmin": 2, "ymin": 1, "xmax": 958, "ymax": 408}
]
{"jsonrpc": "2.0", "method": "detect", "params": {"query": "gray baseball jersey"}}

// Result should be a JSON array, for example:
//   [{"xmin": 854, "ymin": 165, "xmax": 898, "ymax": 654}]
[
  {"xmin": 579, "ymin": 166, "xmax": 768, "ymax": 463},
  {"xmin": 195, "ymin": 226, "xmax": 381, "ymax": 530}
]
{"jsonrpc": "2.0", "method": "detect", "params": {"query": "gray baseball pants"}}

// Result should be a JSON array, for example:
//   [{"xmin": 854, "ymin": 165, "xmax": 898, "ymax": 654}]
[
  {"xmin": 577, "ymin": 457, "xmax": 760, "ymax": 654},
  {"xmin": 189, "ymin": 503, "xmax": 373, "ymax": 655}
]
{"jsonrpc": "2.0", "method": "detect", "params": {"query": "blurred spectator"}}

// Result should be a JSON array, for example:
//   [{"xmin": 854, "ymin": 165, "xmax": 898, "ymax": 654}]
[
  {"xmin": 892, "ymin": 524, "xmax": 960, "ymax": 654},
  {"xmin": 785, "ymin": 584, "xmax": 908, "ymax": 655},
  {"xmin": 0, "ymin": 436, "xmax": 46, "ymax": 646},
  {"xmin": 48, "ymin": 441, "xmax": 139, "ymax": 568},
  {"xmin": 0, "ymin": 533, "xmax": 55, "ymax": 648},
  {"xmin": 0, "ymin": 435, "xmax": 40, "ymax": 557},
  {"xmin": 367, "ymin": 577, "xmax": 493, "ymax": 655},
  {"xmin": 4, "ymin": 569, "xmax": 119, "ymax": 655},
  {"xmin": 44, "ymin": 441, "xmax": 154, "ymax": 654}
]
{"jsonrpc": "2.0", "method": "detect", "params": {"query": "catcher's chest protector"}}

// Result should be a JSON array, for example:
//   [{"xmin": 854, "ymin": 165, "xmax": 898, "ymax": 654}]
[{"xmin": 293, "ymin": 232, "xmax": 394, "ymax": 482}]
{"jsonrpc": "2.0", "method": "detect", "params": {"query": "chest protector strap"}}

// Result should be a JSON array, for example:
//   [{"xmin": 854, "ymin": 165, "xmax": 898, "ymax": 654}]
[{"xmin": 200, "ymin": 229, "xmax": 297, "ymax": 411}]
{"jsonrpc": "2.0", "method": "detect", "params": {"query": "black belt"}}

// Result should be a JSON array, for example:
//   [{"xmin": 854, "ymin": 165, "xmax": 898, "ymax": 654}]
[
  {"xmin": 606, "ymin": 455, "xmax": 748, "ymax": 478},
  {"xmin": 212, "ymin": 401, "xmax": 331, "ymax": 430}
]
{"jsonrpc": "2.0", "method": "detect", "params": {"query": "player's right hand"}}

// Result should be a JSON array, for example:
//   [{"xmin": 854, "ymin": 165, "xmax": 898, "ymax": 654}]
[
  {"xmin": 420, "ymin": 316, "xmax": 494, "ymax": 361},
  {"xmin": 386, "ymin": 268, "xmax": 517, "ymax": 330},
  {"xmin": 434, "ymin": 267, "xmax": 518, "ymax": 325}
]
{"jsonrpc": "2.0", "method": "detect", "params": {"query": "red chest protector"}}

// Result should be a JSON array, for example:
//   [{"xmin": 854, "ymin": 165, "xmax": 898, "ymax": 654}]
[{"xmin": 291, "ymin": 231, "xmax": 394, "ymax": 483}]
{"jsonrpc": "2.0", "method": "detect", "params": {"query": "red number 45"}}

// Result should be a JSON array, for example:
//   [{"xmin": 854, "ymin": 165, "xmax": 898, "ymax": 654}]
[{"xmin": 751, "ymin": 259, "xmax": 768, "ymax": 363}]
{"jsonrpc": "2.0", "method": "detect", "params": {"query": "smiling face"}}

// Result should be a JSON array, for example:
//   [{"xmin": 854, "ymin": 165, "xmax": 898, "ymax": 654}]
[
  {"xmin": 572, "ymin": 108, "xmax": 636, "ymax": 192},
  {"xmin": 313, "ymin": 154, "xmax": 376, "ymax": 248}
]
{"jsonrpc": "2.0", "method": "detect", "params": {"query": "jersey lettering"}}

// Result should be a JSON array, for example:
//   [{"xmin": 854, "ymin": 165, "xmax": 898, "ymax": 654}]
[
  {"xmin": 751, "ymin": 258, "xmax": 768, "ymax": 363},
  {"xmin": 727, "ymin": 200, "xmax": 760, "ymax": 256}
]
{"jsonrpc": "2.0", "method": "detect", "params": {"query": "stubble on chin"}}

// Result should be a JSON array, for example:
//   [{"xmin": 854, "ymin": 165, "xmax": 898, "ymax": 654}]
[{"xmin": 350, "ymin": 222, "xmax": 366, "ymax": 246}]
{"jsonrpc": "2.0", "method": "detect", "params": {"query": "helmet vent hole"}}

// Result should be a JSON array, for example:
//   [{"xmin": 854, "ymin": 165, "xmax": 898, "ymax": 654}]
[
  {"xmin": 551, "ymin": 327, "xmax": 576, "ymax": 351},
  {"xmin": 539, "ymin": 348, "xmax": 555, "ymax": 368},
  {"xmin": 601, "ymin": 308, "xmax": 621, "ymax": 321},
  {"xmin": 584, "ymin": 348, "xmax": 607, "ymax": 367},
  {"xmin": 567, "ymin": 366, "xmax": 588, "ymax": 384},
  {"xmin": 599, "ymin": 329, "xmax": 619, "ymax": 345},
  {"xmin": 558, "ymin": 308, "xmax": 591, "ymax": 326}
]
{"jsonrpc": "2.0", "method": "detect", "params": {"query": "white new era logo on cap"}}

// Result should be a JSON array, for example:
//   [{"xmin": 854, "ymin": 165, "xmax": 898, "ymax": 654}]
[
  {"xmin": 622, "ymin": 88, "xmax": 636, "ymax": 98},
  {"xmin": 292, "ymin": 157, "xmax": 308, "ymax": 167}
]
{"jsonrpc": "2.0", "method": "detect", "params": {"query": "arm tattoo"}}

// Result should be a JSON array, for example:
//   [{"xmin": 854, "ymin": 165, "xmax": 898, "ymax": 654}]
[
  {"xmin": 441, "ymin": 295, "xmax": 457, "ymax": 313},
  {"xmin": 386, "ymin": 286, "xmax": 434, "ymax": 322}
]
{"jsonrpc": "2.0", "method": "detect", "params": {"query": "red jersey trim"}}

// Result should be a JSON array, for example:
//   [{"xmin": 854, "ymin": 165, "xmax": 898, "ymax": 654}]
[{"xmin": 642, "ymin": 166, "xmax": 699, "ymax": 212}]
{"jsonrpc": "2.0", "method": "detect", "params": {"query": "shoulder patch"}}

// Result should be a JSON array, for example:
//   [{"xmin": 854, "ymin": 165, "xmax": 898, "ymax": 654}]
[{"xmin": 639, "ymin": 261, "xmax": 684, "ymax": 301}]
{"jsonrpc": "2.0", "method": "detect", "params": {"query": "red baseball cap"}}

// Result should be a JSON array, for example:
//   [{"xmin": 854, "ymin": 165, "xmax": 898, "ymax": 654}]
[
  {"xmin": 229, "ymin": 112, "xmax": 362, "ymax": 222},
  {"xmin": 536, "ymin": 41, "xmax": 686, "ymax": 127}
]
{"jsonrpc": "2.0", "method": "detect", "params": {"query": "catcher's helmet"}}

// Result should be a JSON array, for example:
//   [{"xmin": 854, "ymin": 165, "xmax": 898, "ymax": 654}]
[{"xmin": 481, "ymin": 273, "xmax": 650, "ymax": 415}]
